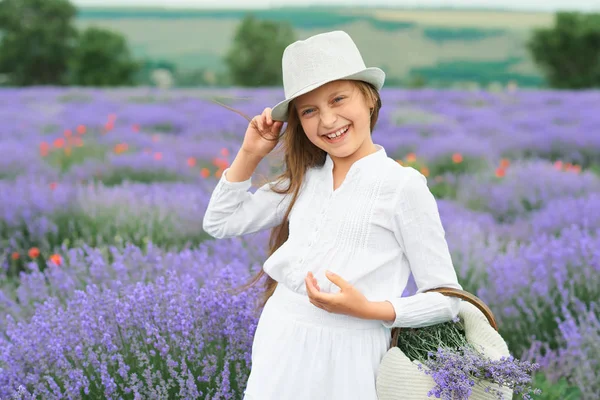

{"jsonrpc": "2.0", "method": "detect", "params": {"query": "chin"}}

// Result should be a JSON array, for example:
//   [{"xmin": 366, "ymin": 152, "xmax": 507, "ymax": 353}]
[{"xmin": 327, "ymin": 145, "xmax": 358, "ymax": 159}]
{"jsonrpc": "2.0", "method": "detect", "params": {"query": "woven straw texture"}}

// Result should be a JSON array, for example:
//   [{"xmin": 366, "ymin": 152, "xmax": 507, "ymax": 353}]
[{"xmin": 376, "ymin": 301, "xmax": 513, "ymax": 400}]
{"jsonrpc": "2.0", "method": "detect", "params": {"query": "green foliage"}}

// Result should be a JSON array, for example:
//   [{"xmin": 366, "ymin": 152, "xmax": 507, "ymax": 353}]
[
  {"xmin": 173, "ymin": 68, "xmax": 220, "ymax": 87},
  {"xmin": 45, "ymin": 142, "xmax": 108, "ymax": 172},
  {"xmin": 409, "ymin": 57, "xmax": 543, "ymax": 87},
  {"xmin": 134, "ymin": 58, "xmax": 177, "ymax": 86},
  {"xmin": 252, "ymin": 9, "xmax": 358, "ymax": 29},
  {"xmin": 406, "ymin": 74, "xmax": 428, "ymax": 88},
  {"xmin": 73, "ymin": 7, "xmax": 552, "ymax": 87},
  {"xmin": 428, "ymin": 155, "xmax": 487, "ymax": 177},
  {"xmin": 423, "ymin": 27, "xmax": 505, "ymax": 42},
  {"xmin": 0, "ymin": 0, "xmax": 78, "ymax": 86},
  {"xmin": 0, "ymin": 0, "xmax": 140, "ymax": 87},
  {"xmin": 530, "ymin": 372, "xmax": 581, "ymax": 400},
  {"xmin": 57, "ymin": 92, "xmax": 93, "ymax": 103},
  {"xmin": 527, "ymin": 12, "xmax": 600, "ymax": 89},
  {"xmin": 429, "ymin": 179, "xmax": 458, "ymax": 200},
  {"xmin": 77, "ymin": 7, "xmax": 416, "ymax": 32},
  {"xmin": 224, "ymin": 14, "xmax": 296, "ymax": 87},
  {"xmin": 2, "ymin": 205, "xmax": 212, "ymax": 279},
  {"xmin": 396, "ymin": 319, "xmax": 467, "ymax": 362},
  {"xmin": 68, "ymin": 26, "xmax": 140, "ymax": 86},
  {"xmin": 97, "ymin": 169, "xmax": 186, "ymax": 186},
  {"xmin": 370, "ymin": 20, "xmax": 415, "ymax": 31}
]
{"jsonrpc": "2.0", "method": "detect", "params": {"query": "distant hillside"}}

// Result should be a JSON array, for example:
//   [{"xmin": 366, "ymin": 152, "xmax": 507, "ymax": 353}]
[{"xmin": 75, "ymin": 7, "xmax": 555, "ymax": 87}]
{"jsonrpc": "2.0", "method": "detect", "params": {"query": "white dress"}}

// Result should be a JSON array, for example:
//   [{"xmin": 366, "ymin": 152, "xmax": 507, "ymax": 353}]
[{"xmin": 203, "ymin": 144, "xmax": 463, "ymax": 400}]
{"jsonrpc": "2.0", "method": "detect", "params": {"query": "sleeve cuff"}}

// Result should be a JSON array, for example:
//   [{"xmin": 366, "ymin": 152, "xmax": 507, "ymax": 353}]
[
  {"xmin": 381, "ymin": 293, "xmax": 461, "ymax": 329},
  {"xmin": 217, "ymin": 168, "xmax": 252, "ymax": 191}
]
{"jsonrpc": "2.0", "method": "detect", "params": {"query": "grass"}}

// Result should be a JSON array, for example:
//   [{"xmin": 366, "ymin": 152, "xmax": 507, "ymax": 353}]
[
  {"xmin": 74, "ymin": 6, "xmax": 547, "ymax": 84},
  {"xmin": 45, "ymin": 142, "xmax": 108, "ymax": 173}
]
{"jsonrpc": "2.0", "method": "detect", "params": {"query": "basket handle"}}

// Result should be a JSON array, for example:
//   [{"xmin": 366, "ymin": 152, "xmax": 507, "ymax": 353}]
[{"xmin": 389, "ymin": 287, "xmax": 498, "ymax": 348}]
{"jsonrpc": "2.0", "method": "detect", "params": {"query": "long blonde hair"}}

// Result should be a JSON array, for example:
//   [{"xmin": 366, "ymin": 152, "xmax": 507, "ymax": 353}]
[{"xmin": 220, "ymin": 80, "xmax": 382, "ymax": 309}]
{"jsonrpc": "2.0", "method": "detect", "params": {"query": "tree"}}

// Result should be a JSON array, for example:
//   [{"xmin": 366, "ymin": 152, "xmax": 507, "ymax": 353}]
[
  {"xmin": 224, "ymin": 14, "xmax": 296, "ymax": 87},
  {"xmin": 527, "ymin": 12, "xmax": 600, "ymax": 89},
  {"xmin": 0, "ymin": 0, "xmax": 78, "ymax": 86},
  {"xmin": 68, "ymin": 27, "xmax": 140, "ymax": 86}
]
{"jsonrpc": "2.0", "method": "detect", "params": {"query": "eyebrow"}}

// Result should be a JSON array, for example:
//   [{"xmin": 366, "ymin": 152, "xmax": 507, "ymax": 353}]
[{"xmin": 296, "ymin": 90, "xmax": 348, "ymax": 110}]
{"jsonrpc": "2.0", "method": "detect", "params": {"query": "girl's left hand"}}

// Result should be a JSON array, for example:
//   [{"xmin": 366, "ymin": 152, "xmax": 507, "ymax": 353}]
[{"xmin": 305, "ymin": 270, "xmax": 371, "ymax": 319}]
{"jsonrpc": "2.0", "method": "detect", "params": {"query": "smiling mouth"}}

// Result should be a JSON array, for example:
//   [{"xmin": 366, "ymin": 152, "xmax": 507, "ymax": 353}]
[{"xmin": 322, "ymin": 125, "xmax": 350, "ymax": 143}]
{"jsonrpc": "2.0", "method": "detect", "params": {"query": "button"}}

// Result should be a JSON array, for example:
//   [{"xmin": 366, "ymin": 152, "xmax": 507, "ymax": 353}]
[{"xmin": 287, "ymin": 271, "xmax": 301, "ymax": 285}]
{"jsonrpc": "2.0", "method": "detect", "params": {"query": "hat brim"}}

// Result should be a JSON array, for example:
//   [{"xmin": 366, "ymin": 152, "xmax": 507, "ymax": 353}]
[{"xmin": 270, "ymin": 67, "xmax": 386, "ymax": 122}]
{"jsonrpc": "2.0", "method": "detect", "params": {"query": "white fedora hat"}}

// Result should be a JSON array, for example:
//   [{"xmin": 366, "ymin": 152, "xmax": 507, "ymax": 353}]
[{"xmin": 271, "ymin": 30, "xmax": 385, "ymax": 121}]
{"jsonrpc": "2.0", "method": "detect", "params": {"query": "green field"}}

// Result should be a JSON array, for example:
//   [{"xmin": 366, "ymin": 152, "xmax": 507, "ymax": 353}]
[{"xmin": 75, "ymin": 7, "xmax": 554, "ymax": 87}]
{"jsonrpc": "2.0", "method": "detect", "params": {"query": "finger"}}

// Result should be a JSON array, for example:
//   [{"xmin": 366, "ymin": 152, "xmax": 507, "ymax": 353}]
[
  {"xmin": 307, "ymin": 272, "xmax": 318, "ymax": 286},
  {"xmin": 251, "ymin": 116, "xmax": 260, "ymax": 131},
  {"xmin": 306, "ymin": 275, "xmax": 324, "ymax": 301},
  {"xmin": 306, "ymin": 287, "xmax": 327, "ymax": 307},
  {"xmin": 272, "ymin": 121, "xmax": 283, "ymax": 133},
  {"xmin": 256, "ymin": 115, "xmax": 265, "ymax": 132},
  {"xmin": 264, "ymin": 108, "xmax": 273, "ymax": 125},
  {"xmin": 311, "ymin": 275, "xmax": 320, "ymax": 290},
  {"xmin": 311, "ymin": 300, "xmax": 329, "ymax": 312},
  {"xmin": 325, "ymin": 270, "xmax": 348, "ymax": 289},
  {"xmin": 308, "ymin": 287, "xmax": 336, "ymax": 308},
  {"xmin": 305, "ymin": 275, "xmax": 317, "ymax": 296},
  {"xmin": 309, "ymin": 298, "xmax": 325, "ymax": 310}
]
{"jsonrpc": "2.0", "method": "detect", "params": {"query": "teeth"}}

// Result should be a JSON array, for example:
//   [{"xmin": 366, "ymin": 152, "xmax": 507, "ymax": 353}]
[{"xmin": 326, "ymin": 126, "xmax": 349, "ymax": 139}]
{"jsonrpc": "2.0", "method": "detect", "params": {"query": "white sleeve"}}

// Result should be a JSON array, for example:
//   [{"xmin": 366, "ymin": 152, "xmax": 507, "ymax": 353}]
[
  {"xmin": 382, "ymin": 170, "xmax": 462, "ymax": 329},
  {"xmin": 202, "ymin": 168, "xmax": 291, "ymax": 239}
]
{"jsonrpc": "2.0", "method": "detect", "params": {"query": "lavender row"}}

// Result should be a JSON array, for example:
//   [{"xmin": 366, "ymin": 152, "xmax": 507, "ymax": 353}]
[
  {"xmin": 0, "ymin": 218, "xmax": 597, "ymax": 397},
  {"xmin": 3, "ymin": 156, "xmax": 598, "ymax": 268},
  {"xmin": 1, "ymin": 88, "xmax": 599, "ymax": 183},
  {"xmin": 1, "ymin": 86, "xmax": 599, "ymax": 397},
  {"xmin": 0, "ymin": 257, "xmax": 262, "ymax": 399},
  {"xmin": 0, "ymin": 177, "xmax": 214, "ymax": 269}
]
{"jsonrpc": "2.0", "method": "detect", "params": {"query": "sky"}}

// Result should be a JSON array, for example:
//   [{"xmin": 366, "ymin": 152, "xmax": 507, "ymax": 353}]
[{"xmin": 71, "ymin": 0, "xmax": 600, "ymax": 12}]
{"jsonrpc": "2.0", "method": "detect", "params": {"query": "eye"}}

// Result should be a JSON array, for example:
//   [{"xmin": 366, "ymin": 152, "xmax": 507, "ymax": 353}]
[
  {"xmin": 333, "ymin": 96, "xmax": 345, "ymax": 103},
  {"xmin": 301, "ymin": 108, "xmax": 314, "ymax": 116}
]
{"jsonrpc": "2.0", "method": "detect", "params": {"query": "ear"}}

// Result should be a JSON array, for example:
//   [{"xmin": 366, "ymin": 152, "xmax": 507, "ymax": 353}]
[
  {"xmin": 370, "ymin": 96, "xmax": 380, "ymax": 114},
  {"xmin": 369, "ymin": 93, "xmax": 378, "ymax": 109}
]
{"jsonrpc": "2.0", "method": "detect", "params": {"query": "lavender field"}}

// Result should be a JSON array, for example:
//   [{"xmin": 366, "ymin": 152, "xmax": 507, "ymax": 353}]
[{"xmin": 0, "ymin": 86, "xmax": 599, "ymax": 399}]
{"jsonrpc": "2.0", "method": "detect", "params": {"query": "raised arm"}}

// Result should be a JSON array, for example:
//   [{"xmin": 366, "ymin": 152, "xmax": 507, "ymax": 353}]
[
  {"xmin": 382, "ymin": 169, "xmax": 463, "ymax": 329},
  {"xmin": 202, "ymin": 149, "xmax": 291, "ymax": 239},
  {"xmin": 203, "ymin": 107, "xmax": 288, "ymax": 239}
]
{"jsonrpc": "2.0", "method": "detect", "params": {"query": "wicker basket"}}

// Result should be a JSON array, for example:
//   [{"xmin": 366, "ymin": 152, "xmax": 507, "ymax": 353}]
[{"xmin": 376, "ymin": 287, "xmax": 513, "ymax": 400}]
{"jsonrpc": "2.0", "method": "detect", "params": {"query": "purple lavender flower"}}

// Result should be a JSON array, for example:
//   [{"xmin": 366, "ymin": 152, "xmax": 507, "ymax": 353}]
[
  {"xmin": 0, "ymin": 245, "xmax": 266, "ymax": 399},
  {"xmin": 419, "ymin": 346, "xmax": 541, "ymax": 400},
  {"xmin": 2, "ymin": 86, "xmax": 600, "ymax": 398}
]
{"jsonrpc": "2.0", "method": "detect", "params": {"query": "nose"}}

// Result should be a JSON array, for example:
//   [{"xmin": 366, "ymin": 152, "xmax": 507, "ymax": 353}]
[{"xmin": 319, "ymin": 108, "xmax": 337, "ymax": 128}]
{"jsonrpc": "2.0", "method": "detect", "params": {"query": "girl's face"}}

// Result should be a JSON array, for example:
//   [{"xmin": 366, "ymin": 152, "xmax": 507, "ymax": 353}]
[{"xmin": 294, "ymin": 80, "xmax": 375, "ymax": 162}]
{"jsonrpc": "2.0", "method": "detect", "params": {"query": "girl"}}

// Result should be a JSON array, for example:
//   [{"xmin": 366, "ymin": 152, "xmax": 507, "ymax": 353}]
[{"xmin": 203, "ymin": 30, "xmax": 463, "ymax": 400}]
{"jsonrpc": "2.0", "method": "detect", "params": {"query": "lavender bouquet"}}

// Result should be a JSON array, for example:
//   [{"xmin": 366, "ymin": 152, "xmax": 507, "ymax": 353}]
[{"xmin": 395, "ymin": 316, "xmax": 542, "ymax": 399}]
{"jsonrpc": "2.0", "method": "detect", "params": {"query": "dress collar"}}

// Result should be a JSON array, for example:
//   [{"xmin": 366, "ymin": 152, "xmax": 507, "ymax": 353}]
[{"xmin": 324, "ymin": 144, "xmax": 387, "ymax": 171}]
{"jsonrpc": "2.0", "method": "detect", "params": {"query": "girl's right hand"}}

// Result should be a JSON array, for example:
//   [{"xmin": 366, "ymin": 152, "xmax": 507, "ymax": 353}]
[{"xmin": 241, "ymin": 107, "xmax": 284, "ymax": 158}]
